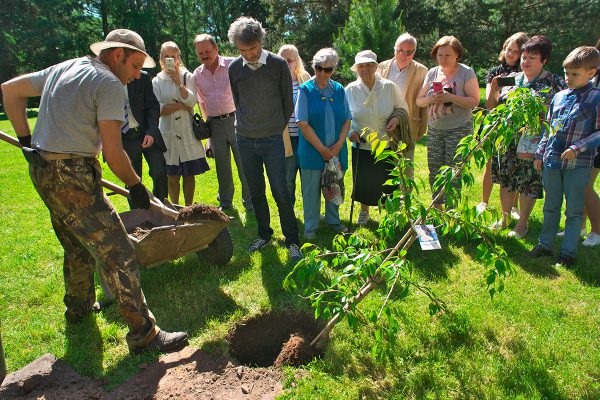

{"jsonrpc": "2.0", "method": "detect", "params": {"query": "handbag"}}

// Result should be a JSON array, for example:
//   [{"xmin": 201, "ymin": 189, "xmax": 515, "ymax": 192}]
[
  {"xmin": 321, "ymin": 156, "xmax": 344, "ymax": 206},
  {"xmin": 182, "ymin": 73, "xmax": 211, "ymax": 140},
  {"xmin": 192, "ymin": 113, "xmax": 211, "ymax": 140}
]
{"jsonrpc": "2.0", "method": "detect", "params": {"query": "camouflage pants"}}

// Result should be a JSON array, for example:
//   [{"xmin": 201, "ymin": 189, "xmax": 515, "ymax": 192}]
[
  {"xmin": 427, "ymin": 122, "xmax": 472, "ymax": 205},
  {"xmin": 29, "ymin": 158, "xmax": 159, "ymax": 349}
]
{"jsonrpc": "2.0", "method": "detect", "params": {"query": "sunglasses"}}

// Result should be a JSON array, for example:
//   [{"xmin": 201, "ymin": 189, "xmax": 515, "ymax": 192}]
[
  {"xmin": 315, "ymin": 65, "xmax": 334, "ymax": 73},
  {"xmin": 286, "ymin": 58, "xmax": 297, "ymax": 64},
  {"xmin": 395, "ymin": 48, "xmax": 415, "ymax": 56}
]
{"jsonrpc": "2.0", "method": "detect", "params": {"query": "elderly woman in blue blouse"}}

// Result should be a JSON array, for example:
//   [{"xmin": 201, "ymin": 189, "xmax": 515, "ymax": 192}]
[{"xmin": 296, "ymin": 48, "xmax": 352, "ymax": 239}]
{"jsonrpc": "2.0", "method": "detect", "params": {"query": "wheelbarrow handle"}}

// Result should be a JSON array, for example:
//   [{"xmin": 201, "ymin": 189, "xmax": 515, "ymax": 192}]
[
  {"xmin": 0, "ymin": 130, "xmax": 179, "ymax": 220},
  {"xmin": 0, "ymin": 131, "xmax": 21, "ymax": 147},
  {"xmin": 100, "ymin": 179, "xmax": 179, "ymax": 220}
]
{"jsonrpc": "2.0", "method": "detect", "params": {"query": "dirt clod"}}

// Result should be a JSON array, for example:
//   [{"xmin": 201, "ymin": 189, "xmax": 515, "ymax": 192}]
[
  {"xmin": 177, "ymin": 204, "xmax": 229, "ymax": 223},
  {"xmin": 274, "ymin": 333, "xmax": 316, "ymax": 368}
]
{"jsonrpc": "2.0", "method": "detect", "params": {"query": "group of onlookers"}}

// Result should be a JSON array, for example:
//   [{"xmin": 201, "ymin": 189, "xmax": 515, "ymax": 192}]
[
  {"xmin": 135, "ymin": 17, "xmax": 599, "ymax": 267},
  {"xmin": 3, "ymin": 16, "xmax": 598, "ymax": 355}
]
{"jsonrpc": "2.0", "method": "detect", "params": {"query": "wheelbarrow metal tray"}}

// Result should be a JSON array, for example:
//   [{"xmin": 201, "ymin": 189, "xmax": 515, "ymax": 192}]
[{"xmin": 120, "ymin": 209, "xmax": 228, "ymax": 268}]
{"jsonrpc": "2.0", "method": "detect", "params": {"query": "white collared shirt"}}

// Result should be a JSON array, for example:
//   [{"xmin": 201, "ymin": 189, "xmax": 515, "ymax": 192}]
[
  {"xmin": 242, "ymin": 48, "xmax": 268, "ymax": 67},
  {"xmin": 388, "ymin": 61, "xmax": 409, "ymax": 97},
  {"xmin": 124, "ymin": 85, "xmax": 139, "ymax": 130}
]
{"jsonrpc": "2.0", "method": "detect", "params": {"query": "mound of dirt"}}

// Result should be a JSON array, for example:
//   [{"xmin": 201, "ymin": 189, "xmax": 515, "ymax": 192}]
[
  {"xmin": 177, "ymin": 204, "xmax": 230, "ymax": 223},
  {"xmin": 274, "ymin": 333, "xmax": 316, "ymax": 368},
  {"xmin": 0, "ymin": 348, "xmax": 283, "ymax": 400}
]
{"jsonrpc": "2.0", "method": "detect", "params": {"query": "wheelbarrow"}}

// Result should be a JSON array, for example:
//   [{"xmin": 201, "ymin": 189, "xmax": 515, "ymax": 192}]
[
  {"xmin": 0, "ymin": 130, "xmax": 233, "ymax": 267},
  {"xmin": 102, "ymin": 179, "xmax": 234, "ymax": 267}
]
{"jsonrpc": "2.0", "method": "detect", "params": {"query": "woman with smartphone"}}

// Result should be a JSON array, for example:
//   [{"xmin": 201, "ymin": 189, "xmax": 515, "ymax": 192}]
[
  {"xmin": 487, "ymin": 35, "xmax": 566, "ymax": 238},
  {"xmin": 152, "ymin": 41, "xmax": 209, "ymax": 205},
  {"xmin": 416, "ymin": 36, "xmax": 480, "ymax": 207},
  {"xmin": 478, "ymin": 32, "xmax": 530, "ymax": 215}
]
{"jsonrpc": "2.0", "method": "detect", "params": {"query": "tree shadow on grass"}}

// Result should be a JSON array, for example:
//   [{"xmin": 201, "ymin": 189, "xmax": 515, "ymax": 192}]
[{"xmin": 407, "ymin": 237, "xmax": 461, "ymax": 281}]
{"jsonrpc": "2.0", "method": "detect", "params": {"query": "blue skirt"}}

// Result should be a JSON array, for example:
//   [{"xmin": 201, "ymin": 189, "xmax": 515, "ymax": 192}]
[{"xmin": 167, "ymin": 158, "xmax": 210, "ymax": 176}]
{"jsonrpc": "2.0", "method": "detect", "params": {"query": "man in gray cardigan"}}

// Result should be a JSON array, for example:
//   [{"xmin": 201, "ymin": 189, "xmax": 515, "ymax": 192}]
[
  {"xmin": 377, "ymin": 33, "xmax": 428, "ymax": 178},
  {"xmin": 227, "ymin": 17, "xmax": 301, "ymax": 262}
]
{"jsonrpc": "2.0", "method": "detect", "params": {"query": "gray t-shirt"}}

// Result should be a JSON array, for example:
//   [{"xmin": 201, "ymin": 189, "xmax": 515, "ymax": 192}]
[
  {"xmin": 424, "ymin": 63, "xmax": 476, "ymax": 129},
  {"xmin": 30, "ymin": 56, "xmax": 126, "ymax": 156}
]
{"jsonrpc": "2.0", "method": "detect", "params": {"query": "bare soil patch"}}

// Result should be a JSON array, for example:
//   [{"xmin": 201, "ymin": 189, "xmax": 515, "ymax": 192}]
[{"xmin": 0, "ymin": 348, "xmax": 282, "ymax": 399}]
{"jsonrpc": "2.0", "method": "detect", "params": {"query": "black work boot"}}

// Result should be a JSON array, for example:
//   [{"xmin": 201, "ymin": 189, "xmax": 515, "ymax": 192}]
[{"xmin": 132, "ymin": 330, "xmax": 188, "ymax": 354}]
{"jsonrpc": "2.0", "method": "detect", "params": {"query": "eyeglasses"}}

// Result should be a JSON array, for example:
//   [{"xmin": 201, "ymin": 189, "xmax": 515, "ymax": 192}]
[
  {"xmin": 394, "ymin": 48, "xmax": 415, "ymax": 56},
  {"xmin": 315, "ymin": 65, "xmax": 334, "ymax": 73},
  {"xmin": 286, "ymin": 58, "xmax": 297, "ymax": 64}
]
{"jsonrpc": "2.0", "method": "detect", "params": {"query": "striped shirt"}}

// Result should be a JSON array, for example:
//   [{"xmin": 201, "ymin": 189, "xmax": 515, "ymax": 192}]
[
  {"xmin": 288, "ymin": 81, "xmax": 300, "ymax": 136},
  {"xmin": 536, "ymin": 82, "xmax": 600, "ymax": 169}
]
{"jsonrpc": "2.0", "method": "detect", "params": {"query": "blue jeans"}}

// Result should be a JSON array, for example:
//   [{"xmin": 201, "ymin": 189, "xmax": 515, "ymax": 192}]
[
  {"xmin": 538, "ymin": 167, "xmax": 591, "ymax": 258},
  {"xmin": 301, "ymin": 169, "xmax": 345, "ymax": 234},
  {"xmin": 285, "ymin": 136, "xmax": 300, "ymax": 206},
  {"xmin": 237, "ymin": 135, "xmax": 299, "ymax": 246}
]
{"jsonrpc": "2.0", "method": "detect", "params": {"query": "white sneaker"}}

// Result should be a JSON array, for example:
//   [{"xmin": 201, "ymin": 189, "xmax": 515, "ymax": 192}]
[
  {"xmin": 476, "ymin": 202, "xmax": 488, "ymax": 213},
  {"xmin": 556, "ymin": 228, "xmax": 587, "ymax": 238},
  {"xmin": 510, "ymin": 207, "xmax": 520, "ymax": 221},
  {"xmin": 490, "ymin": 220, "xmax": 507, "ymax": 231},
  {"xmin": 582, "ymin": 232, "xmax": 600, "ymax": 247},
  {"xmin": 356, "ymin": 211, "xmax": 370, "ymax": 226}
]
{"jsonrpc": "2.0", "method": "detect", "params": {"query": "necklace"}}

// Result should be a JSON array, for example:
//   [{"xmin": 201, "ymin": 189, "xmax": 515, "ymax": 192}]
[{"xmin": 517, "ymin": 70, "xmax": 544, "ymax": 88}]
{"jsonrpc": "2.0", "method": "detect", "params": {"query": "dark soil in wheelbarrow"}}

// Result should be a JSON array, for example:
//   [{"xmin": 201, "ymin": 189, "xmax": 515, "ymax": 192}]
[
  {"xmin": 178, "ymin": 204, "xmax": 229, "ymax": 223},
  {"xmin": 226, "ymin": 311, "xmax": 326, "ymax": 368}
]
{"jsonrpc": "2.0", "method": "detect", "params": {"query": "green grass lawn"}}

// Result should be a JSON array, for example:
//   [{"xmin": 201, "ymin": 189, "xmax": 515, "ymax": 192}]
[{"xmin": 1, "ymin": 117, "xmax": 599, "ymax": 399}]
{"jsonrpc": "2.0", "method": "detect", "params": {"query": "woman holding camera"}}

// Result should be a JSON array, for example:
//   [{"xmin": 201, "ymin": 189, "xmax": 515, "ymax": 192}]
[
  {"xmin": 488, "ymin": 35, "xmax": 566, "ymax": 238},
  {"xmin": 478, "ymin": 32, "xmax": 530, "ymax": 214},
  {"xmin": 153, "ymin": 41, "xmax": 208, "ymax": 205},
  {"xmin": 416, "ymin": 36, "xmax": 480, "ymax": 206}
]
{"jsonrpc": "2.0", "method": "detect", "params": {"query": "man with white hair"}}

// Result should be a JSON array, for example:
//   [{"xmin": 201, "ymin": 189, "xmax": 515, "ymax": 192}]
[
  {"xmin": 377, "ymin": 33, "xmax": 428, "ymax": 177},
  {"xmin": 227, "ymin": 17, "xmax": 302, "ymax": 262},
  {"xmin": 1, "ymin": 29, "xmax": 188, "ymax": 353}
]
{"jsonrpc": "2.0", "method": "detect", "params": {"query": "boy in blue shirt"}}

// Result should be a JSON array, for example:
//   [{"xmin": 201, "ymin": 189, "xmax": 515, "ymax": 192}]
[{"xmin": 529, "ymin": 46, "xmax": 600, "ymax": 266}]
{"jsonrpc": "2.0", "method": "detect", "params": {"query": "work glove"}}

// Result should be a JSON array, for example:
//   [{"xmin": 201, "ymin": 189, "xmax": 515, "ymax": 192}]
[
  {"xmin": 129, "ymin": 182, "xmax": 151, "ymax": 209},
  {"xmin": 18, "ymin": 135, "xmax": 32, "ymax": 148}
]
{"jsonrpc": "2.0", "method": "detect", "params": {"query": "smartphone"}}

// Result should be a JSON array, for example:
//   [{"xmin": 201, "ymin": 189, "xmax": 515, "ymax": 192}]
[
  {"xmin": 497, "ymin": 76, "xmax": 516, "ymax": 87},
  {"xmin": 165, "ymin": 57, "xmax": 175, "ymax": 71},
  {"xmin": 432, "ymin": 81, "xmax": 443, "ymax": 93}
]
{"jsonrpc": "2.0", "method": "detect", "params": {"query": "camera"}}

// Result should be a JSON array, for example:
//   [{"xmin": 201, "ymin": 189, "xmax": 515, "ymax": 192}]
[
  {"xmin": 497, "ymin": 76, "xmax": 516, "ymax": 87},
  {"xmin": 165, "ymin": 57, "xmax": 175, "ymax": 71}
]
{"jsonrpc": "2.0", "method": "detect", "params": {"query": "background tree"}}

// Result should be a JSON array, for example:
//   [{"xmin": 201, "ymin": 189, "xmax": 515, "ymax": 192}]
[{"xmin": 333, "ymin": 0, "xmax": 404, "ymax": 83}]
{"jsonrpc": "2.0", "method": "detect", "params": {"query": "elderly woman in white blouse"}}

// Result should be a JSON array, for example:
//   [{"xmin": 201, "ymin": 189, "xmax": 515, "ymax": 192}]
[
  {"xmin": 152, "ymin": 41, "xmax": 209, "ymax": 205},
  {"xmin": 346, "ymin": 50, "xmax": 408, "ymax": 225}
]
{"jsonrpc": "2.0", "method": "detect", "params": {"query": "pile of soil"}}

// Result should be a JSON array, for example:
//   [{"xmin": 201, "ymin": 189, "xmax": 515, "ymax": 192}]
[
  {"xmin": 177, "ymin": 204, "xmax": 229, "ymax": 223},
  {"xmin": 274, "ymin": 333, "xmax": 316, "ymax": 368},
  {"xmin": 0, "ymin": 348, "xmax": 283, "ymax": 400}
]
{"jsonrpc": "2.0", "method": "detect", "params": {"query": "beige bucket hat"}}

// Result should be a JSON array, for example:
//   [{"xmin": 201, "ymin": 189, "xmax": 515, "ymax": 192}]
[
  {"xmin": 90, "ymin": 29, "xmax": 155, "ymax": 68},
  {"xmin": 351, "ymin": 50, "xmax": 378, "ymax": 71}
]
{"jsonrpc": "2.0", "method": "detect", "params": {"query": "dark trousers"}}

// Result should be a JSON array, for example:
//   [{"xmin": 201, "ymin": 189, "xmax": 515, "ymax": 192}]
[
  {"xmin": 122, "ymin": 130, "xmax": 168, "ymax": 203},
  {"xmin": 237, "ymin": 134, "xmax": 299, "ymax": 246}
]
